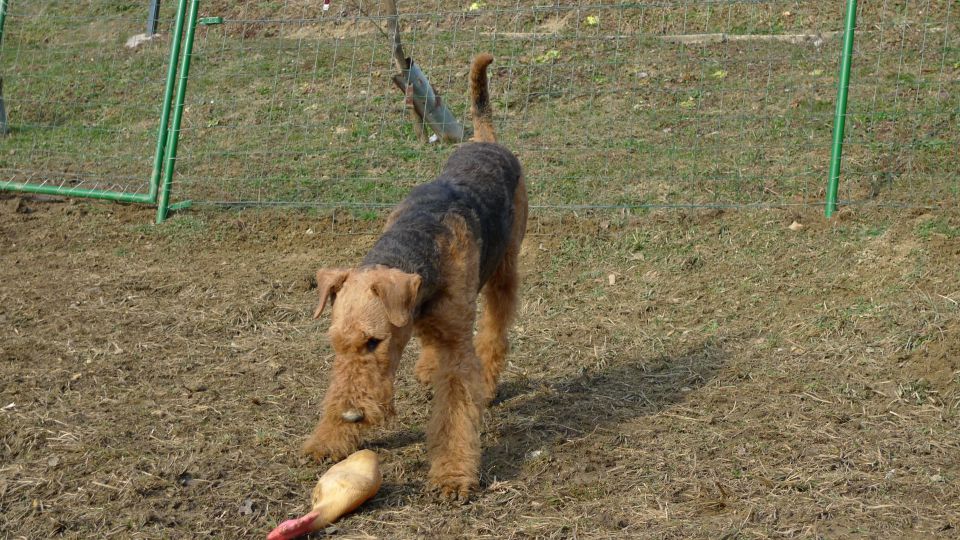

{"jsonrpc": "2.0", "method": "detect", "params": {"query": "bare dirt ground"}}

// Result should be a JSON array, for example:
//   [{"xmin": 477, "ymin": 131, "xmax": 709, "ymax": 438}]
[{"xmin": 2, "ymin": 198, "xmax": 959, "ymax": 539}]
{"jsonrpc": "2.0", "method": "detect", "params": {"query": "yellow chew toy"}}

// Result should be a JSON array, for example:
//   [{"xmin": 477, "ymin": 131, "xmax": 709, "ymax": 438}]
[{"xmin": 267, "ymin": 450, "xmax": 382, "ymax": 540}]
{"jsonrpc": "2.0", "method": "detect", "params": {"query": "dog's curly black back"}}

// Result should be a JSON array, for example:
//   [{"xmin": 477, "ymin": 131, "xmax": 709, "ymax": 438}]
[{"xmin": 362, "ymin": 54, "xmax": 522, "ymax": 299}]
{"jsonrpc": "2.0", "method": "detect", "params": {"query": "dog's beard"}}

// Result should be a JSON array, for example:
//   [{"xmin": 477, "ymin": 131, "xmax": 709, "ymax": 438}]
[{"xmin": 325, "ymin": 359, "xmax": 396, "ymax": 427}]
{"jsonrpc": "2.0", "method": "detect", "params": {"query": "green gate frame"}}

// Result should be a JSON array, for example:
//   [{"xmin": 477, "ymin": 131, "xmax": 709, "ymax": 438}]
[
  {"xmin": 0, "ymin": 0, "xmax": 199, "ymax": 223},
  {"xmin": 155, "ymin": 0, "xmax": 200, "ymax": 224}
]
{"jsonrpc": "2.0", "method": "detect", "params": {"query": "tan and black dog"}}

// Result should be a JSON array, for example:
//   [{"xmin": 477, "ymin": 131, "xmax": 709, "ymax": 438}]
[{"xmin": 304, "ymin": 53, "xmax": 527, "ymax": 499}]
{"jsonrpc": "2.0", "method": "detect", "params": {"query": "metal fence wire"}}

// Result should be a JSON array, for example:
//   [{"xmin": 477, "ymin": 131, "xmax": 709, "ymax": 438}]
[
  {"xmin": 839, "ymin": 0, "xmax": 957, "ymax": 208},
  {"xmin": 0, "ymin": 1, "xmax": 957, "ymax": 216}
]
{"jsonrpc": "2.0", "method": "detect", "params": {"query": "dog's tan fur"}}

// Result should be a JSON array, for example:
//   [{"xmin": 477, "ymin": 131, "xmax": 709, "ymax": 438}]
[{"xmin": 303, "ymin": 53, "xmax": 527, "ymax": 499}]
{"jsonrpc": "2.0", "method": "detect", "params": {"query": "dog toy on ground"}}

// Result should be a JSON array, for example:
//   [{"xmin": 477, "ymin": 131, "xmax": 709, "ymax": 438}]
[{"xmin": 267, "ymin": 450, "xmax": 381, "ymax": 540}]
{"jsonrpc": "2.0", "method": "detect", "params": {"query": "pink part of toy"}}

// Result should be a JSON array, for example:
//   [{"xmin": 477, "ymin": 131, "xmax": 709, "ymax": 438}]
[{"xmin": 266, "ymin": 510, "xmax": 322, "ymax": 540}]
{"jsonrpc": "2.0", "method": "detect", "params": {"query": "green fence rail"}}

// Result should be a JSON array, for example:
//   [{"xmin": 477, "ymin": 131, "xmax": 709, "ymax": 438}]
[{"xmin": 1, "ymin": 1, "xmax": 956, "ymax": 223}]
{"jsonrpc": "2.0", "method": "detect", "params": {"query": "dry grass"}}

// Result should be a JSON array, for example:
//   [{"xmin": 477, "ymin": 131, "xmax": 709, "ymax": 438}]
[
  {"xmin": 1, "ymin": 3, "xmax": 957, "ymax": 537},
  {"xmin": 2, "ymin": 198, "xmax": 958, "ymax": 538}
]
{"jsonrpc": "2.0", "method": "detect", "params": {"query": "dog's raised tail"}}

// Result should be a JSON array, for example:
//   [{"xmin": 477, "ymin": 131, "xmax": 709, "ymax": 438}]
[{"xmin": 469, "ymin": 53, "xmax": 496, "ymax": 143}]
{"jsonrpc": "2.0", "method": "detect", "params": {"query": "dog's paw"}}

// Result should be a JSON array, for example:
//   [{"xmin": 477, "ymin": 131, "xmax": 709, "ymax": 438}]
[
  {"xmin": 301, "ymin": 432, "xmax": 355, "ymax": 462},
  {"xmin": 427, "ymin": 473, "xmax": 478, "ymax": 503}
]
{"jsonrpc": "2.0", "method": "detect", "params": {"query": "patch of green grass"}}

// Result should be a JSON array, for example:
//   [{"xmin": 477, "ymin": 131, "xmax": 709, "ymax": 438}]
[
  {"xmin": 860, "ymin": 224, "xmax": 888, "ymax": 238},
  {"xmin": 812, "ymin": 312, "xmax": 843, "ymax": 332},
  {"xmin": 844, "ymin": 298, "xmax": 879, "ymax": 319},
  {"xmin": 350, "ymin": 209, "xmax": 381, "ymax": 221},
  {"xmin": 132, "ymin": 214, "xmax": 209, "ymax": 242},
  {"xmin": 882, "ymin": 283, "xmax": 907, "ymax": 298},
  {"xmin": 902, "ymin": 248, "xmax": 929, "ymax": 282},
  {"xmin": 916, "ymin": 138, "xmax": 951, "ymax": 153},
  {"xmin": 897, "ymin": 379, "xmax": 933, "ymax": 405},
  {"xmin": 916, "ymin": 217, "xmax": 960, "ymax": 239},
  {"xmin": 2, "ymin": 1, "xmax": 956, "ymax": 212},
  {"xmin": 891, "ymin": 72, "xmax": 918, "ymax": 85}
]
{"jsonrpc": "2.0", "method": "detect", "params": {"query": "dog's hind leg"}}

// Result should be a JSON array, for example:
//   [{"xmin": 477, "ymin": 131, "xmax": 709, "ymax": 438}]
[{"xmin": 475, "ymin": 175, "xmax": 527, "ymax": 404}]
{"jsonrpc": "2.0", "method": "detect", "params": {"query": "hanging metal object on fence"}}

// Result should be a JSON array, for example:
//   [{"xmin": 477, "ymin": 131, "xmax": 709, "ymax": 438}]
[
  {"xmin": 383, "ymin": 0, "xmax": 468, "ymax": 143},
  {"xmin": 147, "ymin": 0, "xmax": 161, "ymax": 35},
  {"xmin": 126, "ymin": 0, "xmax": 163, "ymax": 49}
]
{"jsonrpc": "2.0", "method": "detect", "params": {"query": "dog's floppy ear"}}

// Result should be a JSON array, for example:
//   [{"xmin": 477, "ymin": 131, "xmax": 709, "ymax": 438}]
[
  {"xmin": 314, "ymin": 268, "xmax": 350, "ymax": 318},
  {"xmin": 370, "ymin": 269, "xmax": 422, "ymax": 327}
]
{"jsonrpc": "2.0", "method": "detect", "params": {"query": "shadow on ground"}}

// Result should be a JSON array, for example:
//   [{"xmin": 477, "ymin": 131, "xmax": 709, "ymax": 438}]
[
  {"xmin": 359, "ymin": 338, "xmax": 727, "ymax": 498},
  {"xmin": 482, "ymin": 339, "xmax": 728, "ymax": 482}
]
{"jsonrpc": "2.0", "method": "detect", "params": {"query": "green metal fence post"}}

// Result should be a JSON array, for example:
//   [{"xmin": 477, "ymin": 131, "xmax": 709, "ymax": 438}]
[
  {"xmin": 1, "ymin": 1, "xmax": 8, "ymax": 136},
  {"xmin": 148, "ymin": 0, "xmax": 189, "ymax": 201},
  {"xmin": 825, "ymin": 0, "xmax": 858, "ymax": 218},
  {"xmin": 155, "ymin": 0, "xmax": 200, "ymax": 224}
]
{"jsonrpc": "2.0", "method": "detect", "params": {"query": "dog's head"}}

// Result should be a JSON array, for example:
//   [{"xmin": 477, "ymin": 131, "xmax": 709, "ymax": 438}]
[{"xmin": 313, "ymin": 266, "xmax": 421, "ymax": 423}]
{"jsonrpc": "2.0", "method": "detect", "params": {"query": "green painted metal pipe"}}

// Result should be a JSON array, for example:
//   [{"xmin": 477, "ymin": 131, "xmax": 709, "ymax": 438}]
[
  {"xmin": 155, "ymin": 0, "xmax": 199, "ymax": 224},
  {"xmin": 0, "ymin": 181, "xmax": 154, "ymax": 203},
  {"xmin": 148, "ymin": 0, "xmax": 189, "ymax": 201},
  {"xmin": 825, "ymin": 0, "xmax": 858, "ymax": 218},
  {"xmin": 0, "ymin": 1, "xmax": 8, "ymax": 137}
]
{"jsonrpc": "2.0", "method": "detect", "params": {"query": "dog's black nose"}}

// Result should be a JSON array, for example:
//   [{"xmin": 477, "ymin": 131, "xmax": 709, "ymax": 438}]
[{"xmin": 341, "ymin": 409, "xmax": 364, "ymax": 423}]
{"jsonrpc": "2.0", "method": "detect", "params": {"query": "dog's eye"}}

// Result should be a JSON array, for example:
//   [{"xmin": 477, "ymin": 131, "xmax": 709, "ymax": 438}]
[{"xmin": 365, "ymin": 338, "xmax": 382, "ymax": 353}]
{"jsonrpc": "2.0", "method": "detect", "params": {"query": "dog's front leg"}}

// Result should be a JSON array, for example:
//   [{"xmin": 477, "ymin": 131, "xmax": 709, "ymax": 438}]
[
  {"xmin": 302, "ymin": 358, "xmax": 396, "ymax": 461},
  {"xmin": 424, "ymin": 341, "xmax": 484, "ymax": 500},
  {"xmin": 302, "ymin": 393, "xmax": 370, "ymax": 461}
]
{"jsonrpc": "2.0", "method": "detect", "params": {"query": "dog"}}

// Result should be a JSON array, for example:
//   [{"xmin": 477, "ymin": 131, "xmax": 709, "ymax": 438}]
[{"xmin": 303, "ymin": 53, "xmax": 527, "ymax": 499}]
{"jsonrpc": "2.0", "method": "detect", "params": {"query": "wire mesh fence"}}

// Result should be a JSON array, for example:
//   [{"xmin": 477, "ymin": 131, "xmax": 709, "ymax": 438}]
[
  {"xmin": 1, "ymin": 1, "xmax": 957, "ymax": 215},
  {"xmin": 840, "ymin": 0, "xmax": 958, "ymax": 207},
  {"xmin": 0, "ymin": 1, "xmax": 182, "ymax": 201},
  {"xmin": 171, "ymin": 0, "xmax": 849, "ymax": 211}
]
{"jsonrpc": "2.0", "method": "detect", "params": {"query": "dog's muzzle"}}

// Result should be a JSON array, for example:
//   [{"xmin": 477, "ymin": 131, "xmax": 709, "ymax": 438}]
[{"xmin": 341, "ymin": 409, "xmax": 364, "ymax": 423}]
